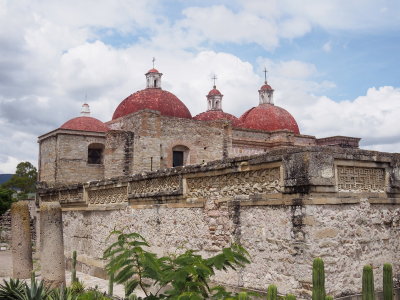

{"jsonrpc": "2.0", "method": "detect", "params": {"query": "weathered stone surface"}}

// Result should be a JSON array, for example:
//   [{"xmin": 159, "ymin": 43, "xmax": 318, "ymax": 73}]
[
  {"xmin": 39, "ymin": 147, "xmax": 400, "ymax": 298},
  {"xmin": 40, "ymin": 201, "xmax": 66, "ymax": 288},
  {"xmin": 11, "ymin": 201, "xmax": 33, "ymax": 278}
]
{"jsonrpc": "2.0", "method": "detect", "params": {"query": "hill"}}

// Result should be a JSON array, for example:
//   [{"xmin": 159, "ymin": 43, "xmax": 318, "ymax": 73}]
[{"xmin": 0, "ymin": 174, "xmax": 13, "ymax": 185}]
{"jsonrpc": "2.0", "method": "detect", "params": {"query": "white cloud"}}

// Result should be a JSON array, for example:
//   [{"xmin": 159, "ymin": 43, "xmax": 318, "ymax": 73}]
[
  {"xmin": 0, "ymin": 156, "xmax": 21, "ymax": 174},
  {"xmin": 322, "ymin": 41, "xmax": 331, "ymax": 52},
  {"xmin": 1, "ymin": 0, "xmax": 400, "ymax": 174}
]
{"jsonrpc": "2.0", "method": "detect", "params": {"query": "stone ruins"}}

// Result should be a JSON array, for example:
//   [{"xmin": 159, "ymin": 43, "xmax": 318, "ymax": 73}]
[{"xmin": 33, "ymin": 67, "xmax": 400, "ymax": 298}]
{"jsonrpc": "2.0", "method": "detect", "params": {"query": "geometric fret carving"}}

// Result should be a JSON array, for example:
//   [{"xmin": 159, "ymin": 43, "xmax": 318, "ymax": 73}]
[
  {"xmin": 59, "ymin": 189, "xmax": 83, "ymax": 204},
  {"xmin": 187, "ymin": 167, "xmax": 281, "ymax": 198},
  {"xmin": 88, "ymin": 186, "xmax": 127, "ymax": 205},
  {"xmin": 337, "ymin": 166, "xmax": 385, "ymax": 192},
  {"xmin": 130, "ymin": 176, "xmax": 181, "ymax": 198}
]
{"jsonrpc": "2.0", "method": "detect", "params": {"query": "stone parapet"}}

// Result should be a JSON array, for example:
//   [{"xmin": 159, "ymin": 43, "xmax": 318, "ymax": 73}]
[{"xmin": 38, "ymin": 146, "xmax": 400, "ymax": 208}]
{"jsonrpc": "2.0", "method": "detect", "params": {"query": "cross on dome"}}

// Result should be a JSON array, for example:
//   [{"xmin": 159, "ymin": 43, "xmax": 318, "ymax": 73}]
[
  {"xmin": 263, "ymin": 67, "xmax": 268, "ymax": 82},
  {"xmin": 212, "ymin": 74, "xmax": 218, "ymax": 88}
]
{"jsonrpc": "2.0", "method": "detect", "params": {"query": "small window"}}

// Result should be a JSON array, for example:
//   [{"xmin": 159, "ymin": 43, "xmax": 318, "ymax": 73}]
[
  {"xmin": 173, "ymin": 151, "xmax": 184, "ymax": 167},
  {"xmin": 88, "ymin": 143, "xmax": 104, "ymax": 164},
  {"xmin": 154, "ymin": 79, "xmax": 157, "ymax": 87},
  {"xmin": 172, "ymin": 145, "xmax": 189, "ymax": 167}
]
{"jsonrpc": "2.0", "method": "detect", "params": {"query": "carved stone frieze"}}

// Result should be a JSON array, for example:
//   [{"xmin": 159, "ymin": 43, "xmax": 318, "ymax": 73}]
[
  {"xmin": 187, "ymin": 167, "xmax": 281, "ymax": 198},
  {"xmin": 87, "ymin": 186, "xmax": 127, "ymax": 205},
  {"xmin": 59, "ymin": 189, "xmax": 83, "ymax": 204},
  {"xmin": 337, "ymin": 166, "xmax": 385, "ymax": 192},
  {"xmin": 130, "ymin": 175, "xmax": 181, "ymax": 198},
  {"xmin": 40, "ymin": 194, "xmax": 59, "ymax": 202}
]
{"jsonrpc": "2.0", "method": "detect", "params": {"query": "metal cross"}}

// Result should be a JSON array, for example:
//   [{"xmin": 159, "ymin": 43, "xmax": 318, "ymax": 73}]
[
  {"xmin": 263, "ymin": 67, "xmax": 268, "ymax": 82},
  {"xmin": 152, "ymin": 57, "xmax": 155, "ymax": 68},
  {"xmin": 212, "ymin": 74, "xmax": 217, "ymax": 87}
]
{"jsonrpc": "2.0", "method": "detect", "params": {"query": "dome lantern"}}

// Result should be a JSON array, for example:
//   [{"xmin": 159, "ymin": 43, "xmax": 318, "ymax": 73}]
[
  {"xmin": 145, "ymin": 57, "xmax": 162, "ymax": 89},
  {"xmin": 81, "ymin": 103, "xmax": 90, "ymax": 116},
  {"xmin": 207, "ymin": 75, "xmax": 223, "ymax": 111},
  {"xmin": 259, "ymin": 67, "xmax": 274, "ymax": 105}
]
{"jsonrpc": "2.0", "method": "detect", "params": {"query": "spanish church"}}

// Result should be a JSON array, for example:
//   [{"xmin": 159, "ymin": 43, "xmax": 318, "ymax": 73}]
[{"xmin": 38, "ymin": 67, "xmax": 359, "ymax": 184}]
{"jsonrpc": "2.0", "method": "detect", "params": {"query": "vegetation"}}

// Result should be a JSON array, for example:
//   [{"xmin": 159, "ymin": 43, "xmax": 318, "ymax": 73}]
[
  {"xmin": 72, "ymin": 251, "xmax": 78, "ymax": 284},
  {"xmin": 312, "ymin": 258, "xmax": 326, "ymax": 300},
  {"xmin": 362, "ymin": 265, "xmax": 375, "ymax": 300},
  {"xmin": 2, "ymin": 161, "xmax": 37, "ymax": 199},
  {"xmin": 266, "ymin": 285, "xmax": 277, "ymax": 300},
  {"xmin": 103, "ymin": 230, "xmax": 251, "ymax": 299},
  {"xmin": 383, "ymin": 263, "xmax": 393, "ymax": 300},
  {"xmin": 285, "ymin": 294, "xmax": 296, "ymax": 300},
  {"xmin": 0, "ymin": 186, "xmax": 13, "ymax": 215}
]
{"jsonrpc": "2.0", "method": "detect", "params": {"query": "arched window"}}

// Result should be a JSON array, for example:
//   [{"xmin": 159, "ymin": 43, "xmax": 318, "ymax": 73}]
[
  {"xmin": 172, "ymin": 145, "xmax": 189, "ymax": 167},
  {"xmin": 88, "ymin": 143, "xmax": 104, "ymax": 164}
]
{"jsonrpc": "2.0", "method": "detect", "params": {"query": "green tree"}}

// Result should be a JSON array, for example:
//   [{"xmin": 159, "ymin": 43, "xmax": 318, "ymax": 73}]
[
  {"xmin": 0, "ymin": 187, "xmax": 13, "ymax": 215},
  {"xmin": 103, "ymin": 230, "xmax": 252, "ymax": 299},
  {"xmin": 3, "ymin": 162, "xmax": 37, "ymax": 197}
]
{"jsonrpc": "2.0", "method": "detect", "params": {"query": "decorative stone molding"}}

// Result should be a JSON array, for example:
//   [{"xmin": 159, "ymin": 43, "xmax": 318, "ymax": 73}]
[
  {"xmin": 336, "ymin": 166, "xmax": 386, "ymax": 192},
  {"xmin": 87, "ymin": 186, "xmax": 128, "ymax": 205},
  {"xmin": 59, "ymin": 189, "xmax": 84, "ymax": 205},
  {"xmin": 129, "ymin": 175, "xmax": 182, "ymax": 198},
  {"xmin": 186, "ymin": 167, "xmax": 281, "ymax": 199}
]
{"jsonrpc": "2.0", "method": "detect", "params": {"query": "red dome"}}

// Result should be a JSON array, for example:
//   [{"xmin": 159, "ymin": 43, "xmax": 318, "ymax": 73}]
[
  {"xmin": 208, "ymin": 87, "xmax": 222, "ymax": 96},
  {"xmin": 112, "ymin": 88, "xmax": 192, "ymax": 120},
  {"xmin": 239, "ymin": 104, "xmax": 300, "ymax": 134},
  {"xmin": 60, "ymin": 116, "xmax": 109, "ymax": 132},
  {"xmin": 260, "ymin": 83, "xmax": 273, "ymax": 91},
  {"xmin": 194, "ymin": 110, "xmax": 240, "ymax": 126},
  {"xmin": 147, "ymin": 68, "xmax": 159, "ymax": 73}
]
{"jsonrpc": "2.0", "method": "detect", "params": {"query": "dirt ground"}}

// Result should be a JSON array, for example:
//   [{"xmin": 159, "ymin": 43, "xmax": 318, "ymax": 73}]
[{"xmin": 0, "ymin": 250, "xmax": 12, "ymax": 277}]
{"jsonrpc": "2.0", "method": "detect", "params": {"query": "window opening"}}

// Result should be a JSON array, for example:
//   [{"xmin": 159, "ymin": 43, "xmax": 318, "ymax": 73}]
[
  {"xmin": 173, "ymin": 151, "xmax": 184, "ymax": 167},
  {"xmin": 88, "ymin": 143, "xmax": 104, "ymax": 164}
]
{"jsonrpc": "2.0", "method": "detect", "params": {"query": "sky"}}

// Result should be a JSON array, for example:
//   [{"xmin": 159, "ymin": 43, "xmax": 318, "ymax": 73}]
[{"xmin": 1, "ymin": 0, "xmax": 400, "ymax": 173}]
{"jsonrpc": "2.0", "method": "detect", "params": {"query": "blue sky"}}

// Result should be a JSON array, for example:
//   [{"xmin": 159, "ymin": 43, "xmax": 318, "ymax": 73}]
[{"xmin": 1, "ymin": 0, "xmax": 400, "ymax": 173}]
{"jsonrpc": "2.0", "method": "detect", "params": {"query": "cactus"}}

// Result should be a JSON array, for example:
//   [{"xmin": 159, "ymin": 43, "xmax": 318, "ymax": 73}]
[
  {"xmin": 267, "ymin": 284, "xmax": 278, "ymax": 300},
  {"xmin": 362, "ymin": 265, "xmax": 375, "ymax": 300},
  {"xmin": 312, "ymin": 258, "xmax": 326, "ymax": 300},
  {"xmin": 108, "ymin": 272, "xmax": 114, "ymax": 296},
  {"xmin": 383, "ymin": 263, "xmax": 393, "ymax": 300},
  {"xmin": 286, "ymin": 294, "xmax": 296, "ymax": 300},
  {"xmin": 71, "ymin": 250, "xmax": 77, "ymax": 283},
  {"xmin": 325, "ymin": 296, "xmax": 333, "ymax": 300}
]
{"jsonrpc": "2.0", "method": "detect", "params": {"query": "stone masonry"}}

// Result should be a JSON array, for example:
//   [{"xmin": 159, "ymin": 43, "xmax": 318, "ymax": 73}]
[{"xmin": 37, "ymin": 146, "xmax": 400, "ymax": 298}]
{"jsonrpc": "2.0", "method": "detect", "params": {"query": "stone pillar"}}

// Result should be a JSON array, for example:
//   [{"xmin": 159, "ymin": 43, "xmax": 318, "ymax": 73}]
[
  {"xmin": 40, "ymin": 201, "xmax": 65, "ymax": 288},
  {"xmin": 11, "ymin": 201, "xmax": 33, "ymax": 278}
]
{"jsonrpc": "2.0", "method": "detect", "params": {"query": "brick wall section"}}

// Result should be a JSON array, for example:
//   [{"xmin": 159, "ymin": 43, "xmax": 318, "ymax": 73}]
[
  {"xmin": 38, "ymin": 130, "xmax": 106, "ymax": 183},
  {"xmin": 38, "ymin": 135, "xmax": 57, "ymax": 182},
  {"xmin": 104, "ymin": 130, "xmax": 134, "ymax": 178}
]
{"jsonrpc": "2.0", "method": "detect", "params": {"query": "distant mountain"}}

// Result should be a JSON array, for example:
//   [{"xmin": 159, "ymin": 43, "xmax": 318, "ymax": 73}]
[{"xmin": 0, "ymin": 174, "xmax": 13, "ymax": 185}]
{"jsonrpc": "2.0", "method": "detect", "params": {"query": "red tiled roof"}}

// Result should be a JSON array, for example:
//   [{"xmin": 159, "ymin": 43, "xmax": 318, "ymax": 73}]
[
  {"xmin": 259, "ymin": 83, "xmax": 273, "ymax": 91},
  {"xmin": 112, "ymin": 88, "xmax": 192, "ymax": 120},
  {"xmin": 208, "ymin": 87, "xmax": 222, "ymax": 96},
  {"xmin": 60, "ymin": 116, "xmax": 109, "ymax": 132},
  {"xmin": 194, "ymin": 110, "xmax": 241, "ymax": 126},
  {"xmin": 239, "ymin": 104, "xmax": 300, "ymax": 134},
  {"xmin": 146, "ymin": 68, "xmax": 159, "ymax": 73}
]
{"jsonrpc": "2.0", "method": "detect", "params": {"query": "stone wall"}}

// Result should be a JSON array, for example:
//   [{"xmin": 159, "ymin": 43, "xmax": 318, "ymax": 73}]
[
  {"xmin": 38, "ymin": 146, "xmax": 400, "ymax": 298},
  {"xmin": 38, "ymin": 130, "xmax": 106, "ymax": 183}
]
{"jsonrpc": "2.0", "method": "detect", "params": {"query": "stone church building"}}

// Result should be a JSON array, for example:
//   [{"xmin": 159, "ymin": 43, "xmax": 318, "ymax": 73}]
[
  {"xmin": 37, "ymin": 67, "xmax": 400, "ymax": 298},
  {"xmin": 38, "ymin": 68, "xmax": 359, "ymax": 183}
]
